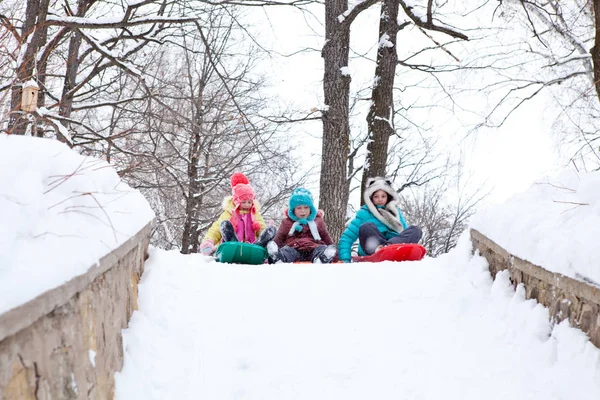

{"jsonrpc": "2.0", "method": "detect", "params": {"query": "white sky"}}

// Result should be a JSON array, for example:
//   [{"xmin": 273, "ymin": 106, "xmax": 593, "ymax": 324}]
[{"xmin": 462, "ymin": 94, "xmax": 560, "ymax": 204}]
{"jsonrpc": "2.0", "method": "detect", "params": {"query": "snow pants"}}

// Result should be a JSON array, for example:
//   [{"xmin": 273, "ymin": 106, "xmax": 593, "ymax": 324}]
[
  {"xmin": 220, "ymin": 221, "xmax": 276, "ymax": 248},
  {"xmin": 278, "ymin": 245, "xmax": 331, "ymax": 263},
  {"xmin": 358, "ymin": 222, "xmax": 423, "ymax": 255}
]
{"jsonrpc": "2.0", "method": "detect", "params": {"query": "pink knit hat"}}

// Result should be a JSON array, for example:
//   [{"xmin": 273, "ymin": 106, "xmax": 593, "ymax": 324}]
[{"xmin": 231, "ymin": 172, "xmax": 255, "ymax": 205}]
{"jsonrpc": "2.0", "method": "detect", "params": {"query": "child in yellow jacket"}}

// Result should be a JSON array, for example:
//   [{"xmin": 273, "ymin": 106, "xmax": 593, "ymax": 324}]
[{"xmin": 199, "ymin": 172, "xmax": 275, "ymax": 255}]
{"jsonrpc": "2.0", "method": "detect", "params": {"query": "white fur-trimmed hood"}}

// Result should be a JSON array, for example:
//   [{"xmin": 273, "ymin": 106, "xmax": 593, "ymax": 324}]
[{"xmin": 363, "ymin": 177, "xmax": 404, "ymax": 233}]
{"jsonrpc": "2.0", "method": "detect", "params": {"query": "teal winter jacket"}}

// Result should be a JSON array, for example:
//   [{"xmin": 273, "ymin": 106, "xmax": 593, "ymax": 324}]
[{"xmin": 338, "ymin": 204, "xmax": 408, "ymax": 262}]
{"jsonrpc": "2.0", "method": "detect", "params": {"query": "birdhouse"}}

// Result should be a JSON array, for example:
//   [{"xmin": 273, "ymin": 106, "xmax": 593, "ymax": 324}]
[{"xmin": 21, "ymin": 80, "xmax": 39, "ymax": 112}]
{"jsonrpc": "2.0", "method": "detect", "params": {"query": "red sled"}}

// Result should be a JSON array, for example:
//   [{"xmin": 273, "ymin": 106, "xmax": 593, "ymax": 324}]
[{"xmin": 352, "ymin": 243, "xmax": 426, "ymax": 263}]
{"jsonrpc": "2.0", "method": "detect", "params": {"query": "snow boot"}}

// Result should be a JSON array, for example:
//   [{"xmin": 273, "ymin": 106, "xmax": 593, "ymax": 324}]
[
  {"xmin": 266, "ymin": 241, "xmax": 281, "ymax": 264},
  {"xmin": 312, "ymin": 245, "xmax": 337, "ymax": 264},
  {"xmin": 220, "ymin": 220, "xmax": 238, "ymax": 242},
  {"xmin": 255, "ymin": 226, "xmax": 276, "ymax": 248}
]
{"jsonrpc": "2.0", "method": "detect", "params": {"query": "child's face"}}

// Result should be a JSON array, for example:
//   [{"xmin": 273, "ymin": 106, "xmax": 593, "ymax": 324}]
[
  {"xmin": 372, "ymin": 190, "xmax": 388, "ymax": 206},
  {"xmin": 293, "ymin": 205, "xmax": 311, "ymax": 219},
  {"xmin": 239, "ymin": 200, "xmax": 253, "ymax": 210}
]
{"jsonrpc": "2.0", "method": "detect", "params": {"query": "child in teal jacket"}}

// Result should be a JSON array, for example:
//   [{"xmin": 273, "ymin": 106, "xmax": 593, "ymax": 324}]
[{"xmin": 338, "ymin": 177, "xmax": 422, "ymax": 262}]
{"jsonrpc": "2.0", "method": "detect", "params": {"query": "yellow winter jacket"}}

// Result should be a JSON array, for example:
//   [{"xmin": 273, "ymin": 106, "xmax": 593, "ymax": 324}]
[{"xmin": 203, "ymin": 196, "xmax": 266, "ymax": 244}]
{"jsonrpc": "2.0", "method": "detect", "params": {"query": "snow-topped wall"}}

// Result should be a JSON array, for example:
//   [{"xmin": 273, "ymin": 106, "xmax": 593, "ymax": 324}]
[
  {"xmin": 471, "ymin": 169, "xmax": 600, "ymax": 284},
  {"xmin": 470, "ymin": 169, "xmax": 600, "ymax": 348},
  {"xmin": 0, "ymin": 135, "xmax": 155, "ymax": 399}
]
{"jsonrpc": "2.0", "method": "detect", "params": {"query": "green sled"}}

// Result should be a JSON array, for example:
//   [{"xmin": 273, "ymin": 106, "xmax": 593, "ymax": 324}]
[{"xmin": 214, "ymin": 242, "xmax": 267, "ymax": 265}]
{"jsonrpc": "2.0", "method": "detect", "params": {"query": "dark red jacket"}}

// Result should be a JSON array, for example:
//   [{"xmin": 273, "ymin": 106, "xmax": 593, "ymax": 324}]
[{"xmin": 273, "ymin": 209, "xmax": 334, "ymax": 251}]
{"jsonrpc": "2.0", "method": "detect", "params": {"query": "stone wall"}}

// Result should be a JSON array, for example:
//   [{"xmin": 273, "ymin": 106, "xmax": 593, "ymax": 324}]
[
  {"xmin": 0, "ymin": 222, "xmax": 152, "ymax": 400},
  {"xmin": 471, "ymin": 228, "xmax": 600, "ymax": 348}
]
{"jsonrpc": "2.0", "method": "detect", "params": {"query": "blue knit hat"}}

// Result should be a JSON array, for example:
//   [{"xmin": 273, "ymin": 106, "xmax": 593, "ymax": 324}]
[{"xmin": 288, "ymin": 188, "xmax": 317, "ymax": 222}]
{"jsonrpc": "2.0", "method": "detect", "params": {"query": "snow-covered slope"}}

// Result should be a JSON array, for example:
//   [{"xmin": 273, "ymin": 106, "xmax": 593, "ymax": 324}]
[{"xmin": 115, "ymin": 235, "xmax": 600, "ymax": 399}]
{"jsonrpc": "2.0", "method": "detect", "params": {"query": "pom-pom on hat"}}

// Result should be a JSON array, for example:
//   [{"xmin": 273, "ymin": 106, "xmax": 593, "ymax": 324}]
[
  {"xmin": 288, "ymin": 188, "xmax": 317, "ymax": 221},
  {"xmin": 230, "ymin": 172, "xmax": 255, "ymax": 205},
  {"xmin": 231, "ymin": 172, "xmax": 249, "ymax": 188}
]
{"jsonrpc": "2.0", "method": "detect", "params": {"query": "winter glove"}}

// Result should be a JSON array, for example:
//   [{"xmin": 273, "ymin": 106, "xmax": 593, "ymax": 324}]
[
  {"xmin": 252, "ymin": 221, "xmax": 262, "ymax": 232},
  {"xmin": 199, "ymin": 239, "xmax": 216, "ymax": 255}
]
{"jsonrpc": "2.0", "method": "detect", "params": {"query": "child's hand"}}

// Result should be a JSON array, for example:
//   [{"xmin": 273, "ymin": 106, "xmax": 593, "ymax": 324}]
[
  {"xmin": 200, "ymin": 240, "xmax": 215, "ymax": 255},
  {"xmin": 252, "ymin": 221, "xmax": 262, "ymax": 231}
]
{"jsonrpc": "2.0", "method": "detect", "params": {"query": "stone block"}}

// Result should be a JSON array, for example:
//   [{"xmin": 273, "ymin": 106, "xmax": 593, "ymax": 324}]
[
  {"xmin": 578, "ymin": 304, "xmax": 596, "ymax": 331},
  {"xmin": 4, "ymin": 359, "xmax": 36, "ymax": 400}
]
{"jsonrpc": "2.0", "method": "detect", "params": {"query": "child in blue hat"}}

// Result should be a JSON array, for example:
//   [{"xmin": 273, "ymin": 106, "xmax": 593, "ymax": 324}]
[{"xmin": 268, "ymin": 188, "xmax": 337, "ymax": 263}]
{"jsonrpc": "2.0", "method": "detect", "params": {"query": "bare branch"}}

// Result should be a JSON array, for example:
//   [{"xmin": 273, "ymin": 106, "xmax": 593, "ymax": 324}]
[{"xmin": 398, "ymin": 0, "xmax": 469, "ymax": 40}]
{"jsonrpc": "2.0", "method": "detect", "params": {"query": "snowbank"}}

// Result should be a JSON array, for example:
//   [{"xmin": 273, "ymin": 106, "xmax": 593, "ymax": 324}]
[
  {"xmin": 471, "ymin": 168, "xmax": 600, "ymax": 284},
  {"xmin": 115, "ymin": 235, "xmax": 600, "ymax": 399},
  {"xmin": 0, "ymin": 134, "xmax": 154, "ymax": 315}
]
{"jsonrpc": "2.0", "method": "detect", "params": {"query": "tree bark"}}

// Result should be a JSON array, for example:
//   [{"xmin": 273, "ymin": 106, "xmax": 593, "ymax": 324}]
[
  {"xmin": 360, "ymin": 0, "xmax": 400, "ymax": 203},
  {"xmin": 8, "ymin": 0, "xmax": 50, "ymax": 134},
  {"xmin": 591, "ymin": 0, "xmax": 600, "ymax": 102},
  {"xmin": 180, "ymin": 47, "xmax": 210, "ymax": 254},
  {"xmin": 180, "ymin": 96, "xmax": 204, "ymax": 254},
  {"xmin": 180, "ymin": 144, "xmax": 202, "ymax": 253},
  {"xmin": 59, "ymin": 0, "xmax": 89, "ymax": 119},
  {"xmin": 320, "ymin": 0, "xmax": 352, "ymax": 242}
]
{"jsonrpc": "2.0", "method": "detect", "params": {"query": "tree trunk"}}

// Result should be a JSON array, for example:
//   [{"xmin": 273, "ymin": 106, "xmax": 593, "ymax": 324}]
[
  {"xmin": 8, "ymin": 0, "xmax": 50, "ymax": 134},
  {"xmin": 60, "ymin": 0, "xmax": 88, "ymax": 118},
  {"xmin": 320, "ymin": 0, "xmax": 351, "ymax": 242},
  {"xmin": 591, "ymin": 0, "xmax": 600, "ymax": 102},
  {"xmin": 181, "ymin": 93, "xmax": 205, "ymax": 254},
  {"xmin": 360, "ymin": 0, "xmax": 399, "ymax": 203},
  {"xmin": 59, "ymin": 33, "xmax": 82, "ymax": 118}
]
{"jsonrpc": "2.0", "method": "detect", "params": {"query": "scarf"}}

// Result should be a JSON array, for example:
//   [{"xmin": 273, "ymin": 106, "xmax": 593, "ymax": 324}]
[{"xmin": 288, "ymin": 218, "xmax": 321, "ymax": 241}]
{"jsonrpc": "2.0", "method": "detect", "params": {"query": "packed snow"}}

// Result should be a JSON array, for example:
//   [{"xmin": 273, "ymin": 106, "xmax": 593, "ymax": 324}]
[
  {"xmin": 378, "ymin": 33, "xmax": 394, "ymax": 48},
  {"xmin": 115, "ymin": 232, "xmax": 600, "ymax": 399},
  {"xmin": 22, "ymin": 79, "xmax": 39, "ymax": 90},
  {"xmin": 0, "ymin": 134, "xmax": 154, "ymax": 315},
  {"xmin": 337, "ymin": 0, "xmax": 368, "ymax": 23},
  {"xmin": 471, "ymin": 168, "xmax": 600, "ymax": 284}
]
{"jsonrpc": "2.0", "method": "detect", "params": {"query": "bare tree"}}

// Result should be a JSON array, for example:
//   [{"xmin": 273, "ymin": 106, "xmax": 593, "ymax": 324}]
[
  {"xmin": 320, "ymin": 0, "xmax": 379, "ymax": 242},
  {"xmin": 1, "ymin": 0, "xmax": 320, "ymax": 250},
  {"xmin": 0, "ymin": 0, "xmax": 202, "ymax": 141},
  {"xmin": 360, "ymin": 0, "xmax": 468, "ymax": 201},
  {"xmin": 360, "ymin": 0, "xmax": 403, "ymax": 200},
  {"xmin": 319, "ymin": 0, "xmax": 475, "ymax": 240},
  {"xmin": 1, "ymin": 0, "xmax": 315, "ymax": 140},
  {"xmin": 7, "ymin": 0, "xmax": 50, "ymax": 136},
  {"xmin": 401, "ymin": 174, "xmax": 487, "ymax": 256},
  {"xmin": 100, "ymin": 7, "xmax": 307, "ymax": 252},
  {"xmin": 473, "ymin": 0, "xmax": 600, "ymax": 167}
]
